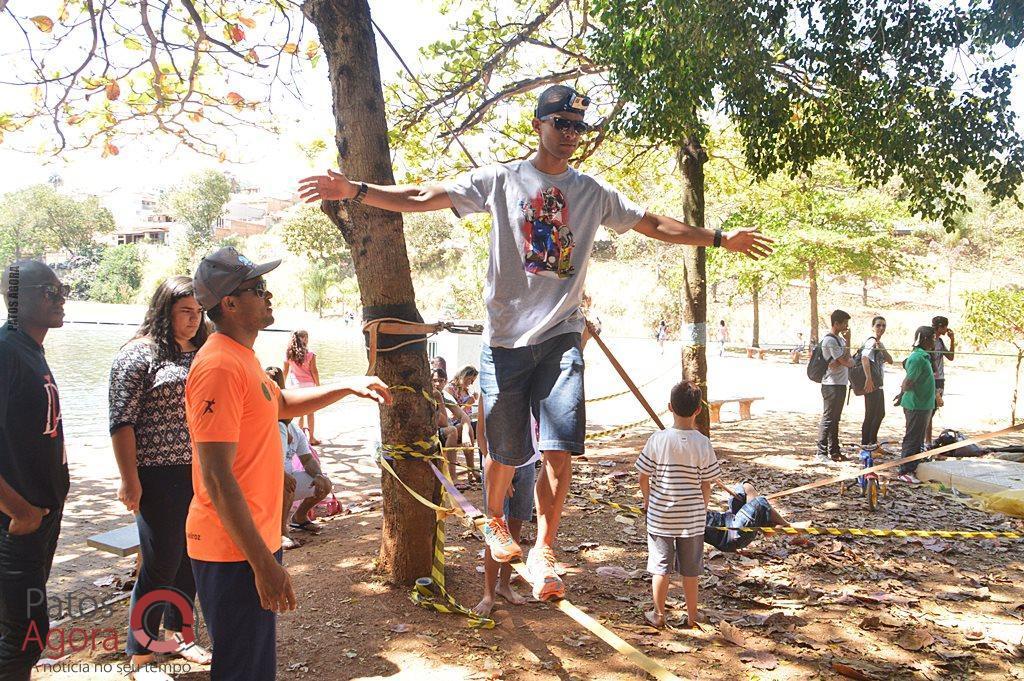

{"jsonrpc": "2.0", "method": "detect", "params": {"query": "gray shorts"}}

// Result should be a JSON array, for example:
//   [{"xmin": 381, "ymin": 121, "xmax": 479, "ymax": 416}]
[{"xmin": 647, "ymin": 534, "xmax": 704, "ymax": 577}]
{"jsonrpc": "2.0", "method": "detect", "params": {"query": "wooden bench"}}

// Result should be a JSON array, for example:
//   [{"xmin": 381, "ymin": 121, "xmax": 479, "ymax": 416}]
[
  {"xmin": 708, "ymin": 397, "xmax": 763, "ymax": 424},
  {"xmin": 87, "ymin": 523, "xmax": 140, "ymax": 557}
]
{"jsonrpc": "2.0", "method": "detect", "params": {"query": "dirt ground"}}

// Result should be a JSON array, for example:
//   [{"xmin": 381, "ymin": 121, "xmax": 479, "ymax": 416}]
[{"xmin": 33, "ymin": 410, "xmax": 1024, "ymax": 681}]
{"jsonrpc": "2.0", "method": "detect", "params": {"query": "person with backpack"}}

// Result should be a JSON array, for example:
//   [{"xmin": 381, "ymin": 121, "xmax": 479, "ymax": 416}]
[
  {"xmin": 812, "ymin": 310, "xmax": 853, "ymax": 462},
  {"xmin": 856, "ymin": 316, "xmax": 894, "ymax": 449},
  {"xmin": 896, "ymin": 326, "xmax": 937, "ymax": 483}
]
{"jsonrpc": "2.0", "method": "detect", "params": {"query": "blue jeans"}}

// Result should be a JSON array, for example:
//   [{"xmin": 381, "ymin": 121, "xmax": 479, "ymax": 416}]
[{"xmin": 479, "ymin": 333, "xmax": 585, "ymax": 466}]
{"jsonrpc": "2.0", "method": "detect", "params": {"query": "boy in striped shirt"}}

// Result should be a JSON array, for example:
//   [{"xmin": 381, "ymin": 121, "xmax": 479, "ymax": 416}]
[{"xmin": 637, "ymin": 381, "xmax": 721, "ymax": 629}]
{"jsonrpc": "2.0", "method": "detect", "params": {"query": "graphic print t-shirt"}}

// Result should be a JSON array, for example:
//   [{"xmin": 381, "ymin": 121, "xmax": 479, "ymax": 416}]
[
  {"xmin": 445, "ymin": 160, "xmax": 645, "ymax": 348},
  {"xmin": 0, "ymin": 326, "xmax": 68, "ymax": 527},
  {"xmin": 185, "ymin": 333, "xmax": 283, "ymax": 562}
]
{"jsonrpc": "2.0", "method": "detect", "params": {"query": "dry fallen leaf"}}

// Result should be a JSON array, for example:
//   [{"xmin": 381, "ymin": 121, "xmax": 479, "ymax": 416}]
[
  {"xmin": 832, "ymin": 661, "xmax": 877, "ymax": 680},
  {"xmin": 739, "ymin": 650, "xmax": 778, "ymax": 670},
  {"xmin": 719, "ymin": 621, "xmax": 747, "ymax": 647},
  {"xmin": 896, "ymin": 628, "xmax": 935, "ymax": 651}
]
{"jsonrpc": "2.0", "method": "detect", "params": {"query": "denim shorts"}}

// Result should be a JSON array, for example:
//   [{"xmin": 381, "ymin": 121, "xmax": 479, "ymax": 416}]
[
  {"xmin": 480, "ymin": 332, "xmax": 585, "ymax": 466},
  {"xmin": 482, "ymin": 460, "xmax": 537, "ymax": 522}
]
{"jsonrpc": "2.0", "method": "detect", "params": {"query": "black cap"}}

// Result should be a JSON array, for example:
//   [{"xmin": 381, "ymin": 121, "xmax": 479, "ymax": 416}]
[
  {"xmin": 192, "ymin": 247, "xmax": 281, "ymax": 310},
  {"xmin": 535, "ymin": 85, "xmax": 590, "ymax": 119}
]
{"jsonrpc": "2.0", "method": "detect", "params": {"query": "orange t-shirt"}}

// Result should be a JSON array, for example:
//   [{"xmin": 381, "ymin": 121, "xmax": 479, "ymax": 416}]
[{"xmin": 185, "ymin": 333, "xmax": 283, "ymax": 562}]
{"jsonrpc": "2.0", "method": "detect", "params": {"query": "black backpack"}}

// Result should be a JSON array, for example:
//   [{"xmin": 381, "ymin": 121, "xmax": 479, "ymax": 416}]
[
  {"xmin": 849, "ymin": 336, "xmax": 884, "ymax": 396},
  {"xmin": 806, "ymin": 333, "xmax": 839, "ymax": 383}
]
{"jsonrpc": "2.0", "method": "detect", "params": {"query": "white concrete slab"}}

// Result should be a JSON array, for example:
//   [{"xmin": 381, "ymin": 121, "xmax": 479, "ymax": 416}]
[{"xmin": 916, "ymin": 459, "xmax": 1024, "ymax": 495}]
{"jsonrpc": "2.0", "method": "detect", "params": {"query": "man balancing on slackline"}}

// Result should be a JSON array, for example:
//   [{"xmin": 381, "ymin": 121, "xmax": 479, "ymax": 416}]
[{"xmin": 298, "ymin": 84, "xmax": 773, "ymax": 601}]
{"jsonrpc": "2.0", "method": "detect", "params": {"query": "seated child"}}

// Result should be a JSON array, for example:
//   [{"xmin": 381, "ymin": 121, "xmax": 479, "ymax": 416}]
[
  {"xmin": 637, "ymin": 381, "xmax": 721, "ymax": 630},
  {"xmin": 704, "ymin": 482, "xmax": 791, "ymax": 552}
]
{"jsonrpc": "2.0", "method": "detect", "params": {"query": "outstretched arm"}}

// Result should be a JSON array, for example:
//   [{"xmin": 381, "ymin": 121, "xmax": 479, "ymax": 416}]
[
  {"xmin": 298, "ymin": 169, "xmax": 452, "ymax": 213},
  {"xmin": 632, "ymin": 212, "xmax": 773, "ymax": 259}
]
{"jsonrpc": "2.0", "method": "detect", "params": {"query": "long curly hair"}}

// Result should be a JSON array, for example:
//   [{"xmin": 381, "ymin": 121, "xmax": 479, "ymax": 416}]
[
  {"xmin": 133, "ymin": 275, "xmax": 209, "ymax": 362},
  {"xmin": 287, "ymin": 330, "xmax": 309, "ymax": 365}
]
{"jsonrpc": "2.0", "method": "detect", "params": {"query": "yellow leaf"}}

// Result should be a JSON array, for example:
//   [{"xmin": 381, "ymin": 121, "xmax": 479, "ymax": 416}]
[
  {"xmin": 283, "ymin": 43, "xmax": 297, "ymax": 54},
  {"xmin": 305, "ymin": 41, "xmax": 319, "ymax": 59},
  {"xmin": 124, "ymin": 37, "xmax": 143, "ymax": 51},
  {"xmin": 0, "ymin": 130, "xmax": 4, "ymax": 145},
  {"xmin": 238, "ymin": 16, "xmax": 256, "ymax": 29},
  {"xmin": 31, "ymin": 86, "xmax": 43, "ymax": 103},
  {"xmin": 105, "ymin": 81, "xmax": 121, "ymax": 101},
  {"xmin": 189, "ymin": 109, "xmax": 204, "ymax": 123},
  {"xmin": 218, "ymin": 150, "xmax": 227, "ymax": 163},
  {"xmin": 31, "ymin": 16, "xmax": 54, "ymax": 33}
]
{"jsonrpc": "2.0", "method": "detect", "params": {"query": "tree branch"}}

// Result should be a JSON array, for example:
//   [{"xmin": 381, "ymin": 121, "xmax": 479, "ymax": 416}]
[{"xmin": 443, "ymin": 64, "xmax": 607, "ymax": 138}]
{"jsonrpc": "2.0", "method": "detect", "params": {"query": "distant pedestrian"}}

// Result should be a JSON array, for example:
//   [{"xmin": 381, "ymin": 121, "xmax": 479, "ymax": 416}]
[
  {"xmin": 656, "ymin": 320, "xmax": 668, "ymax": 354},
  {"xmin": 790, "ymin": 331, "xmax": 806, "ymax": 364},
  {"xmin": 816, "ymin": 310, "xmax": 853, "ymax": 462},
  {"xmin": 858, "ymin": 316, "xmax": 894, "ymax": 451},
  {"xmin": 0, "ymin": 260, "xmax": 69, "ymax": 680},
  {"xmin": 283, "ymin": 330, "xmax": 322, "ymax": 444},
  {"xmin": 716, "ymin": 319, "xmax": 729, "ymax": 357},
  {"xmin": 928, "ymin": 316, "xmax": 955, "ymax": 446},
  {"xmin": 897, "ymin": 326, "xmax": 937, "ymax": 484},
  {"xmin": 108, "ymin": 276, "xmax": 212, "ymax": 675}
]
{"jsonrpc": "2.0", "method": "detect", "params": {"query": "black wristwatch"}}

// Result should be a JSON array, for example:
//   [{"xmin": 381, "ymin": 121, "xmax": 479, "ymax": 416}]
[
  {"xmin": 347, "ymin": 182, "xmax": 368, "ymax": 205},
  {"xmin": 713, "ymin": 228, "xmax": 723, "ymax": 248}
]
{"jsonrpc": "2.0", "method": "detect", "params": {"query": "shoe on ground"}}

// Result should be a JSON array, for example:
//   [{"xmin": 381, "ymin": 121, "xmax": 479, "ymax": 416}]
[
  {"xmin": 814, "ymin": 453, "xmax": 832, "ymax": 464},
  {"xmin": 527, "ymin": 546, "xmax": 565, "ymax": 601},
  {"xmin": 482, "ymin": 516, "xmax": 522, "ymax": 563},
  {"xmin": 281, "ymin": 535, "xmax": 302, "ymax": 550},
  {"xmin": 897, "ymin": 473, "xmax": 920, "ymax": 484}
]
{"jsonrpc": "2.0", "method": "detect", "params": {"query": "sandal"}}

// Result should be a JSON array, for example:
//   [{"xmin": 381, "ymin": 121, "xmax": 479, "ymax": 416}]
[
  {"xmin": 643, "ymin": 610, "xmax": 666, "ymax": 629},
  {"xmin": 281, "ymin": 535, "xmax": 303, "ymax": 550},
  {"xmin": 289, "ymin": 520, "xmax": 321, "ymax": 534},
  {"xmin": 170, "ymin": 632, "xmax": 212, "ymax": 665}
]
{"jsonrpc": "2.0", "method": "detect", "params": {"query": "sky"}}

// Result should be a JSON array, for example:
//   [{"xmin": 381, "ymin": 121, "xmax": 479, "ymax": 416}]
[
  {"xmin": 0, "ymin": 0, "xmax": 451, "ymax": 197},
  {"xmin": 0, "ymin": 2, "xmax": 1022, "ymax": 199}
]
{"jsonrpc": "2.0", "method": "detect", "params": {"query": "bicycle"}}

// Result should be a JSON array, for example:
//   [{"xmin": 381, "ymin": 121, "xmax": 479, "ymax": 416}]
[{"xmin": 840, "ymin": 441, "xmax": 896, "ymax": 511}]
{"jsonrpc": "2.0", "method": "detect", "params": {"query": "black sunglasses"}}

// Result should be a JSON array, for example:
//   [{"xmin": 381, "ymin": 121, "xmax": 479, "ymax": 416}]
[
  {"xmin": 232, "ymin": 279, "xmax": 270, "ymax": 299},
  {"xmin": 22, "ymin": 283, "xmax": 70, "ymax": 300},
  {"xmin": 545, "ymin": 116, "xmax": 591, "ymax": 134}
]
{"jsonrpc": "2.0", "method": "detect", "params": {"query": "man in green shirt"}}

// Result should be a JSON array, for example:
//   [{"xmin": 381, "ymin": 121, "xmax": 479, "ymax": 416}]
[{"xmin": 897, "ymin": 326, "xmax": 936, "ymax": 483}]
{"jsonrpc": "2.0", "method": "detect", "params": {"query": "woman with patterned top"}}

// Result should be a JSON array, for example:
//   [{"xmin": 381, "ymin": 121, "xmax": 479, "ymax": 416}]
[
  {"xmin": 282, "ymin": 329, "xmax": 322, "ymax": 444},
  {"xmin": 108, "ymin": 276, "xmax": 212, "ymax": 679}
]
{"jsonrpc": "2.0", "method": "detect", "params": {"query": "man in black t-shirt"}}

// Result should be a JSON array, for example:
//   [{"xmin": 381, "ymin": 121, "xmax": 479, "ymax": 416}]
[{"xmin": 0, "ymin": 260, "xmax": 69, "ymax": 680}]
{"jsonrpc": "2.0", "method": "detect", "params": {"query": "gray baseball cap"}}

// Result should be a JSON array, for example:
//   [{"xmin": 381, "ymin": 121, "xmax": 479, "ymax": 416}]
[{"xmin": 192, "ymin": 247, "xmax": 281, "ymax": 310}]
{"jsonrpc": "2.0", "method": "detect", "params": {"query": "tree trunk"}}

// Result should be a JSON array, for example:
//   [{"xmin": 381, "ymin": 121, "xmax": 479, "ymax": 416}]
[
  {"xmin": 675, "ymin": 137, "xmax": 710, "ymax": 436},
  {"xmin": 304, "ymin": 0, "xmax": 438, "ymax": 585},
  {"xmin": 862, "ymin": 274, "xmax": 868, "ymax": 306},
  {"xmin": 947, "ymin": 260, "xmax": 954, "ymax": 310},
  {"xmin": 808, "ymin": 260, "xmax": 820, "ymax": 345},
  {"xmin": 751, "ymin": 284, "xmax": 760, "ymax": 348}
]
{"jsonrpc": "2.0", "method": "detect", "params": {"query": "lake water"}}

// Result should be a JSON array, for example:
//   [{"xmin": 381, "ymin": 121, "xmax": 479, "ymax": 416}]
[
  {"xmin": 42, "ymin": 322, "xmax": 676, "ymax": 441},
  {"xmin": 45, "ymin": 323, "xmax": 371, "ymax": 440}
]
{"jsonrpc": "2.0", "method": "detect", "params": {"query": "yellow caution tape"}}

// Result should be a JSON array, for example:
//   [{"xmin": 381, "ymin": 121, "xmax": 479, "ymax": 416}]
[
  {"xmin": 716, "ymin": 526, "xmax": 1023, "ymax": 539},
  {"xmin": 374, "ymin": 432, "xmax": 494, "ymax": 629},
  {"xmin": 589, "ymin": 495, "xmax": 643, "ymax": 516},
  {"xmin": 584, "ymin": 411, "xmax": 669, "ymax": 442},
  {"xmin": 584, "ymin": 496, "xmax": 1022, "ymax": 540}
]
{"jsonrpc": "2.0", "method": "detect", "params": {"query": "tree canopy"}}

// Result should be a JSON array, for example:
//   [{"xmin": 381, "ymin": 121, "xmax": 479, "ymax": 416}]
[
  {"xmin": 0, "ymin": 183, "xmax": 115, "ymax": 261},
  {"xmin": 589, "ymin": 0, "xmax": 1024, "ymax": 229}
]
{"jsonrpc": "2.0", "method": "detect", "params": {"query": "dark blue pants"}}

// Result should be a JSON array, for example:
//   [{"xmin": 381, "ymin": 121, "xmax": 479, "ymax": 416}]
[
  {"xmin": 126, "ymin": 465, "xmax": 196, "ymax": 656},
  {"xmin": 0, "ymin": 507, "xmax": 62, "ymax": 681},
  {"xmin": 817, "ymin": 385, "xmax": 847, "ymax": 458},
  {"xmin": 192, "ymin": 550, "xmax": 281, "ymax": 681}
]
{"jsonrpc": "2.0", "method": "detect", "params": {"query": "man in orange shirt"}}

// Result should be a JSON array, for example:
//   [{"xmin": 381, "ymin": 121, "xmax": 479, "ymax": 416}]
[{"xmin": 186, "ymin": 248, "xmax": 391, "ymax": 681}]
